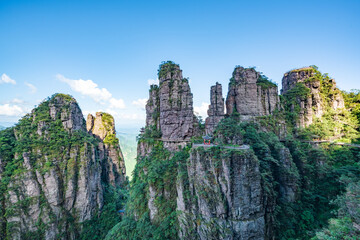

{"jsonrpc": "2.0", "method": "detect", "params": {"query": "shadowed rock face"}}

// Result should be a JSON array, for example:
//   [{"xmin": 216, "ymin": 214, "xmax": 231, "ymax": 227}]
[
  {"xmin": 87, "ymin": 112, "xmax": 126, "ymax": 186},
  {"xmin": 226, "ymin": 67, "xmax": 279, "ymax": 119},
  {"xmin": 205, "ymin": 83, "xmax": 225, "ymax": 135},
  {"xmin": 0, "ymin": 94, "xmax": 126, "ymax": 240},
  {"xmin": 177, "ymin": 148, "xmax": 266, "ymax": 240},
  {"xmin": 282, "ymin": 67, "xmax": 345, "ymax": 127}
]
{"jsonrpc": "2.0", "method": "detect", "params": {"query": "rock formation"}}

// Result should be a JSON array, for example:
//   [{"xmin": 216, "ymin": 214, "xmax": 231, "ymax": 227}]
[
  {"xmin": 226, "ymin": 66, "xmax": 279, "ymax": 120},
  {"xmin": 48, "ymin": 94, "xmax": 85, "ymax": 132},
  {"xmin": 141, "ymin": 61, "xmax": 196, "ymax": 151},
  {"xmin": 0, "ymin": 94, "xmax": 126, "ymax": 240},
  {"xmin": 282, "ymin": 67, "xmax": 345, "ymax": 127},
  {"xmin": 177, "ymin": 148, "xmax": 266, "ymax": 240},
  {"xmin": 87, "ymin": 112, "xmax": 126, "ymax": 186},
  {"xmin": 205, "ymin": 83, "xmax": 225, "ymax": 135}
]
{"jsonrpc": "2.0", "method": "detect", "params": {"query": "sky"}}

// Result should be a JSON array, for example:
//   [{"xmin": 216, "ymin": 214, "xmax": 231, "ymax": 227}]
[{"xmin": 1, "ymin": 0, "xmax": 360, "ymax": 129}]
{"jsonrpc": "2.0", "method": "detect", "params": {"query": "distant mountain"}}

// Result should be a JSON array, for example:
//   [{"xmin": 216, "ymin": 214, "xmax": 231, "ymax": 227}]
[
  {"xmin": 117, "ymin": 128, "xmax": 139, "ymax": 179},
  {"xmin": 0, "ymin": 126, "xmax": 5, "ymax": 131}
]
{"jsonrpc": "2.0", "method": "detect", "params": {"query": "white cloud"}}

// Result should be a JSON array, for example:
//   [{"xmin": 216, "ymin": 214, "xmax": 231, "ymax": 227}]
[
  {"xmin": 25, "ymin": 82, "xmax": 37, "ymax": 93},
  {"xmin": 57, "ymin": 74, "xmax": 112, "ymax": 103},
  {"xmin": 132, "ymin": 98, "xmax": 147, "ymax": 110},
  {"xmin": 94, "ymin": 108, "xmax": 145, "ymax": 121},
  {"xmin": 0, "ymin": 104, "xmax": 25, "ymax": 116},
  {"xmin": 1, "ymin": 74, "xmax": 16, "ymax": 85},
  {"xmin": 82, "ymin": 110, "xmax": 91, "ymax": 117},
  {"xmin": 117, "ymin": 112, "xmax": 145, "ymax": 120},
  {"xmin": 109, "ymin": 98, "xmax": 126, "ymax": 109},
  {"xmin": 57, "ymin": 74, "xmax": 126, "ymax": 109},
  {"xmin": 11, "ymin": 98, "xmax": 24, "ymax": 104},
  {"xmin": 194, "ymin": 102, "xmax": 209, "ymax": 119},
  {"xmin": 147, "ymin": 78, "xmax": 159, "ymax": 85}
]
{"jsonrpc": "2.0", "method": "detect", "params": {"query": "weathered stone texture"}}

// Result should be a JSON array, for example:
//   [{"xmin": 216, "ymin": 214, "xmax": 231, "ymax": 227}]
[
  {"xmin": 141, "ymin": 62, "xmax": 196, "ymax": 153},
  {"xmin": 2, "ymin": 95, "xmax": 126, "ymax": 240},
  {"xmin": 158, "ymin": 65, "xmax": 195, "ymax": 141},
  {"xmin": 86, "ymin": 112, "xmax": 126, "ymax": 186},
  {"xmin": 205, "ymin": 83, "xmax": 225, "ymax": 135},
  {"xmin": 48, "ymin": 95, "xmax": 85, "ymax": 132},
  {"xmin": 177, "ymin": 148, "xmax": 266, "ymax": 240},
  {"xmin": 226, "ymin": 67, "xmax": 279, "ymax": 118},
  {"xmin": 282, "ymin": 68, "xmax": 345, "ymax": 127}
]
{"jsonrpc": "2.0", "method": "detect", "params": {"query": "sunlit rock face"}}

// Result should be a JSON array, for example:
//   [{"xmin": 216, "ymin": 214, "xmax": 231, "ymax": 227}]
[
  {"xmin": 141, "ymin": 61, "xmax": 197, "ymax": 152},
  {"xmin": 282, "ymin": 67, "xmax": 344, "ymax": 127},
  {"xmin": 226, "ymin": 66, "xmax": 279, "ymax": 120},
  {"xmin": 0, "ymin": 94, "xmax": 126, "ymax": 240},
  {"xmin": 87, "ymin": 112, "xmax": 126, "ymax": 186},
  {"xmin": 205, "ymin": 82, "xmax": 225, "ymax": 135}
]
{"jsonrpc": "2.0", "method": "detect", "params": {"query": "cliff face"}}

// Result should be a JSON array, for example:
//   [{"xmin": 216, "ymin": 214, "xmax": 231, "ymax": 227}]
[
  {"xmin": 141, "ymin": 61, "xmax": 196, "ymax": 152},
  {"xmin": 205, "ymin": 83, "xmax": 225, "ymax": 135},
  {"xmin": 0, "ymin": 94, "xmax": 126, "ymax": 240},
  {"xmin": 87, "ymin": 112, "xmax": 126, "ymax": 187},
  {"xmin": 282, "ymin": 67, "xmax": 345, "ymax": 127},
  {"xmin": 105, "ymin": 63, "xmax": 357, "ymax": 240},
  {"xmin": 226, "ymin": 67, "xmax": 279, "ymax": 120},
  {"xmin": 177, "ymin": 147, "xmax": 265, "ymax": 240}
]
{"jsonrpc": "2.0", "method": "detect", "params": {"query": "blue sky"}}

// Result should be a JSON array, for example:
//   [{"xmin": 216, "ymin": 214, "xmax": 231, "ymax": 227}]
[{"xmin": 1, "ymin": 0, "xmax": 360, "ymax": 128}]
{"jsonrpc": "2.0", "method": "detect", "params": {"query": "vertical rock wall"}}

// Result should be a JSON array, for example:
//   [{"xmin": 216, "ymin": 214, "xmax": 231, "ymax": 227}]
[
  {"xmin": 0, "ymin": 94, "xmax": 126, "ymax": 240},
  {"xmin": 87, "ymin": 112, "xmax": 127, "ymax": 186},
  {"xmin": 226, "ymin": 67, "xmax": 279, "ymax": 120},
  {"xmin": 282, "ymin": 67, "xmax": 345, "ymax": 127},
  {"xmin": 140, "ymin": 62, "xmax": 196, "ymax": 152},
  {"xmin": 177, "ymin": 147, "xmax": 266, "ymax": 240},
  {"xmin": 205, "ymin": 83, "xmax": 225, "ymax": 135}
]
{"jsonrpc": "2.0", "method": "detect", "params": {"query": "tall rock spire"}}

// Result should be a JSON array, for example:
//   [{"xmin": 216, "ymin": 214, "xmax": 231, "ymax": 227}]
[
  {"xmin": 226, "ymin": 66, "xmax": 279, "ymax": 119},
  {"xmin": 205, "ymin": 82, "xmax": 225, "ymax": 135},
  {"xmin": 141, "ymin": 61, "xmax": 196, "ymax": 151},
  {"xmin": 281, "ymin": 67, "xmax": 345, "ymax": 127}
]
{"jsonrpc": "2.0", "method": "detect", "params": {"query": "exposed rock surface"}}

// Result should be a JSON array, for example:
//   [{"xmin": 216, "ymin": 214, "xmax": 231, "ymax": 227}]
[
  {"xmin": 0, "ymin": 94, "xmax": 126, "ymax": 240},
  {"xmin": 177, "ymin": 147, "xmax": 266, "ymax": 240},
  {"xmin": 282, "ymin": 67, "xmax": 345, "ymax": 127},
  {"xmin": 158, "ymin": 63, "xmax": 195, "ymax": 141},
  {"xmin": 137, "ymin": 62, "xmax": 198, "ymax": 225},
  {"xmin": 48, "ymin": 94, "xmax": 86, "ymax": 132},
  {"xmin": 87, "ymin": 112, "xmax": 126, "ymax": 186},
  {"xmin": 141, "ymin": 62, "xmax": 196, "ymax": 152},
  {"xmin": 205, "ymin": 83, "xmax": 225, "ymax": 135},
  {"xmin": 226, "ymin": 67, "xmax": 279, "ymax": 119}
]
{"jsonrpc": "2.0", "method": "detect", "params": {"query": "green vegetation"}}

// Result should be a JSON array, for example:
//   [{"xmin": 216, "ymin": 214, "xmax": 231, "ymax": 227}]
[
  {"xmin": 158, "ymin": 61, "xmax": 179, "ymax": 81},
  {"xmin": 137, "ymin": 125, "xmax": 162, "ymax": 143},
  {"xmin": 51, "ymin": 93, "xmax": 75, "ymax": 102},
  {"xmin": 80, "ymin": 186, "xmax": 128, "ymax": 240},
  {"xmin": 281, "ymin": 82, "xmax": 311, "ymax": 126},
  {"xmin": 289, "ymin": 66, "xmax": 315, "ymax": 74},
  {"xmin": 257, "ymin": 74, "xmax": 277, "ymax": 88},
  {"xmin": 306, "ymin": 108, "xmax": 359, "ymax": 141},
  {"xmin": 105, "ymin": 142, "xmax": 189, "ymax": 240},
  {"xmin": 343, "ymin": 90, "xmax": 360, "ymax": 135},
  {"xmin": 104, "ymin": 133, "xmax": 120, "ymax": 145},
  {"xmin": 214, "ymin": 117, "xmax": 360, "ymax": 239},
  {"xmin": 0, "ymin": 94, "xmax": 126, "ymax": 239},
  {"xmin": 280, "ymin": 67, "xmax": 360, "ymax": 143},
  {"xmin": 312, "ymin": 179, "xmax": 360, "ymax": 239}
]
